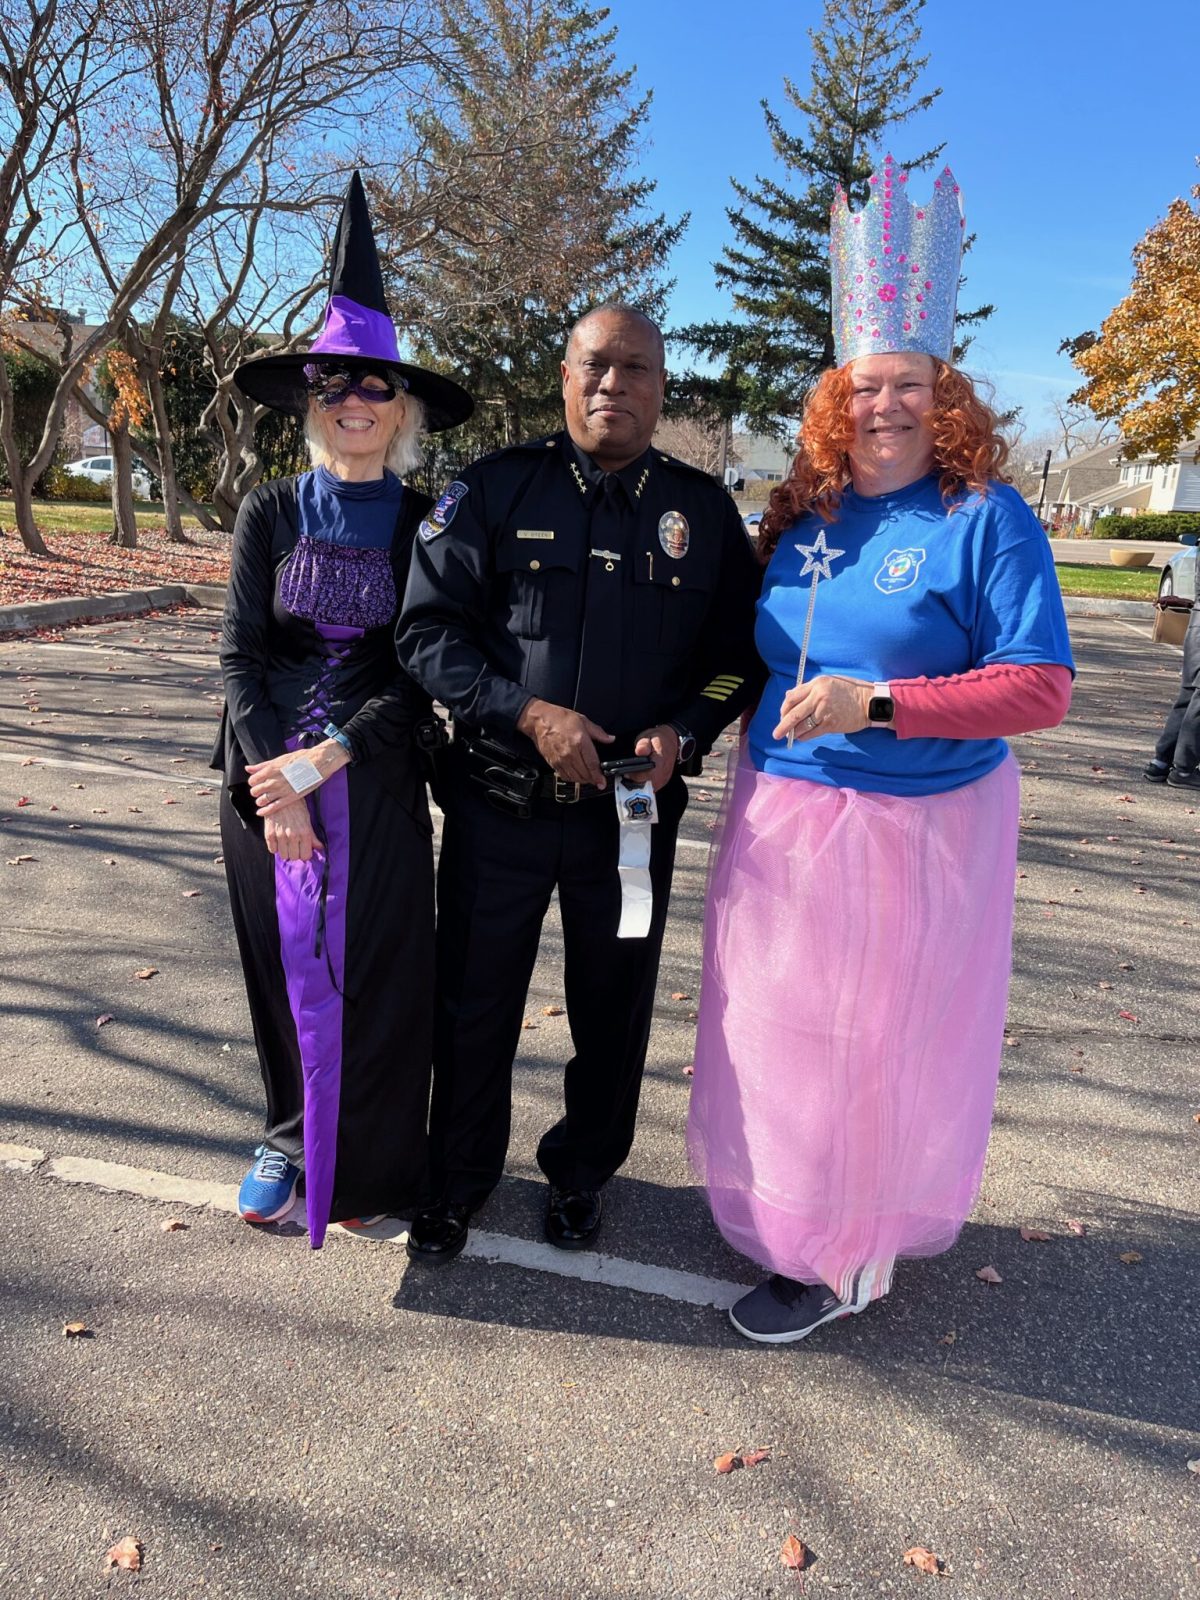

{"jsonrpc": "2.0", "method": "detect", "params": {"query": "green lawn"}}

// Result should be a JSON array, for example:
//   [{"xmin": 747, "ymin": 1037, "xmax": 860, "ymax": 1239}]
[
  {"xmin": 0, "ymin": 498, "xmax": 203, "ymax": 534},
  {"xmin": 1054, "ymin": 561, "xmax": 1158, "ymax": 600}
]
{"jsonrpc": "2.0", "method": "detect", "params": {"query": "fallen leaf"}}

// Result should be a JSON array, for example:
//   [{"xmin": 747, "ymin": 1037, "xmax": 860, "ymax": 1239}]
[
  {"xmin": 160, "ymin": 1219, "xmax": 189, "ymax": 1233},
  {"xmin": 6, "ymin": 854, "xmax": 35, "ymax": 864},
  {"xmin": 127, "ymin": 806, "xmax": 142, "ymax": 814},
  {"xmin": 779, "ymin": 1535, "xmax": 807, "ymax": 1570},
  {"xmin": 714, "ymin": 1451, "xmax": 741, "ymax": 1474},
  {"xmin": 975, "ymin": 1265, "xmax": 1003, "ymax": 1285},
  {"xmin": 903, "ymin": 1546, "xmax": 944, "ymax": 1575},
  {"xmin": 541, "ymin": 1005, "xmax": 564, "ymax": 1016},
  {"xmin": 1118, "ymin": 1251, "xmax": 1143, "ymax": 1265},
  {"xmin": 1117, "ymin": 1009, "xmax": 1139, "ymax": 1023},
  {"xmin": 182, "ymin": 889, "xmax": 201, "ymax": 897},
  {"xmin": 105, "ymin": 1536, "xmax": 143, "ymax": 1572},
  {"xmin": 938, "ymin": 1330, "xmax": 957, "ymax": 1346},
  {"xmin": 133, "ymin": 967, "xmax": 159, "ymax": 980},
  {"xmin": 162, "ymin": 797, "xmax": 179, "ymax": 805},
  {"xmin": 62, "ymin": 1321, "xmax": 92, "ymax": 1338},
  {"xmin": 1187, "ymin": 1458, "xmax": 1200, "ymax": 1475},
  {"xmin": 671, "ymin": 990, "xmax": 692, "ymax": 1001},
  {"xmin": 521, "ymin": 1019, "xmax": 538, "ymax": 1030},
  {"xmin": 742, "ymin": 1449, "xmax": 771, "ymax": 1468},
  {"xmin": 96, "ymin": 1013, "xmax": 114, "ymax": 1028},
  {"xmin": 16, "ymin": 796, "xmax": 30, "ymax": 806},
  {"xmin": 682, "ymin": 1063, "xmax": 695, "ymax": 1077},
  {"xmin": 1066, "ymin": 1219, "xmax": 1087, "ymax": 1236},
  {"xmin": 1019, "ymin": 1227, "xmax": 1051, "ymax": 1243}
]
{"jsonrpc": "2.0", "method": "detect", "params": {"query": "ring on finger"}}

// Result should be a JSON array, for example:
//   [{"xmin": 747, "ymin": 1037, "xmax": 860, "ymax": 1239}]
[{"xmin": 805, "ymin": 713, "xmax": 820, "ymax": 730}]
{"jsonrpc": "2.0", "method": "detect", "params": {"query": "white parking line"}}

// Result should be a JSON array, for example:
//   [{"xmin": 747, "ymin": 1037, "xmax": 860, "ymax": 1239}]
[{"xmin": 0, "ymin": 1143, "xmax": 749, "ymax": 1312}]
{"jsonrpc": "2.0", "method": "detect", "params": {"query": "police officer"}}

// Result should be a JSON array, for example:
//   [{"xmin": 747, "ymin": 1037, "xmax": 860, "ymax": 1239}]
[{"xmin": 397, "ymin": 304, "xmax": 764, "ymax": 1262}]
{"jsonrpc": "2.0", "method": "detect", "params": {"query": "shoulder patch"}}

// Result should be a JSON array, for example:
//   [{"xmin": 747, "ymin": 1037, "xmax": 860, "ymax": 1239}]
[{"xmin": 419, "ymin": 480, "xmax": 468, "ymax": 542}]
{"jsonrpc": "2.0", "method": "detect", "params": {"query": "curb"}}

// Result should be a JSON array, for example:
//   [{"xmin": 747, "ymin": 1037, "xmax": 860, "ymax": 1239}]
[
  {"xmin": 1061, "ymin": 596, "xmax": 1156, "ymax": 620},
  {"xmin": 0, "ymin": 582, "xmax": 226, "ymax": 634}
]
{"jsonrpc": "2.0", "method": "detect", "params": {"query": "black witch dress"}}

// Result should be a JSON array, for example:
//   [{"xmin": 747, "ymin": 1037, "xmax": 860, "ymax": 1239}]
[{"xmin": 212, "ymin": 466, "xmax": 435, "ymax": 1245}]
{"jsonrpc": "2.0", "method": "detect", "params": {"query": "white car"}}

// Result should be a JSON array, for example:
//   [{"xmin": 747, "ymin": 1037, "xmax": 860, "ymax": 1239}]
[{"xmin": 61, "ymin": 455, "xmax": 153, "ymax": 499}]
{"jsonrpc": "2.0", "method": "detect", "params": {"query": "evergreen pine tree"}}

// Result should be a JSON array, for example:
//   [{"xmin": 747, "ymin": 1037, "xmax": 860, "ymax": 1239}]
[
  {"xmin": 679, "ymin": 0, "xmax": 990, "ymax": 434},
  {"xmin": 375, "ymin": 0, "xmax": 685, "ymax": 475}
]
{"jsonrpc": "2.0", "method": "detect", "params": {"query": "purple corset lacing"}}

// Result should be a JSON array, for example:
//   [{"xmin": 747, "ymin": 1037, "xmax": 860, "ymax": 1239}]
[
  {"xmin": 290, "ymin": 623, "xmax": 361, "ymax": 745},
  {"xmin": 279, "ymin": 534, "xmax": 396, "ymax": 630}
]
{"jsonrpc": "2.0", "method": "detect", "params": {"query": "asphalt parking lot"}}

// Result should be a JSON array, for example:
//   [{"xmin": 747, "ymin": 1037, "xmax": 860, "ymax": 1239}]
[{"xmin": 0, "ymin": 608, "xmax": 1197, "ymax": 1599}]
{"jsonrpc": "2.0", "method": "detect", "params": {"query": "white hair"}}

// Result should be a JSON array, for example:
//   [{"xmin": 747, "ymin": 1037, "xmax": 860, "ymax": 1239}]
[{"xmin": 304, "ymin": 390, "xmax": 428, "ymax": 478}]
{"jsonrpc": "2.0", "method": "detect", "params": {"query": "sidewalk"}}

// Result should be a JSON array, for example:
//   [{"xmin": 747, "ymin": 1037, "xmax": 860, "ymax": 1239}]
[{"xmin": 1, "ymin": 609, "xmax": 1197, "ymax": 1598}]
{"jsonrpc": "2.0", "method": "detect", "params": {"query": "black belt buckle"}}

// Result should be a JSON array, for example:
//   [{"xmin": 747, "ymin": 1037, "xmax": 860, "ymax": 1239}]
[{"xmin": 552, "ymin": 776, "xmax": 581, "ymax": 804}]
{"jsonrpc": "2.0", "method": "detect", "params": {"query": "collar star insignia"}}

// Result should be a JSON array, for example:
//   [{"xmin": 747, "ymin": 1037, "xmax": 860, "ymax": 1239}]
[
  {"xmin": 795, "ymin": 528, "xmax": 845, "ymax": 580},
  {"xmin": 569, "ymin": 460, "xmax": 588, "ymax": 497}
]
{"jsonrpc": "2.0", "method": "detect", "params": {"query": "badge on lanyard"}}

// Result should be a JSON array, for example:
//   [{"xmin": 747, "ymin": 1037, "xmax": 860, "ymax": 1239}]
[
  {"xmin": 615, "ymin": 777, "xmax": 658, "ymax": 939},
  {"xmin": 658, "ymin": 510, "xmax": 689, "ymax": 559}
]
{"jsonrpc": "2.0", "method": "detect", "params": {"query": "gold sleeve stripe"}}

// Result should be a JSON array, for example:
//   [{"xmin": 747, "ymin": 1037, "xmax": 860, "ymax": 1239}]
[{"xmin": 700, "ymin": 674, "xmax": 745, "ymax": 703}]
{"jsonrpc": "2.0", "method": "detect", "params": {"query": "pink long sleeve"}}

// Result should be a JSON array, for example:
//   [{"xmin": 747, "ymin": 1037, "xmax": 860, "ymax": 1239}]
[{"xmin": 890, "ymin": 662, "xmax": 1072, "ymax": 740}]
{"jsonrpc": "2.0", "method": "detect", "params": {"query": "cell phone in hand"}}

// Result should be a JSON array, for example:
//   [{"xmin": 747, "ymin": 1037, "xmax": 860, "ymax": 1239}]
[{"xmin": 599, "ymin": 755, "xmax": 656, "ymax": 779}]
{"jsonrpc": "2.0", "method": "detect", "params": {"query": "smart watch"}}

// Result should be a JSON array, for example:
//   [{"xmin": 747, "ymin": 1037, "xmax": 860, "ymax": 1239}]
[
  {"xmin": 667, "ymin": 721, "xmax": 697, "ymax": 765},
  {"xmin": 866, "ymin": 683, "xmax": 895, "ymax": 725}
]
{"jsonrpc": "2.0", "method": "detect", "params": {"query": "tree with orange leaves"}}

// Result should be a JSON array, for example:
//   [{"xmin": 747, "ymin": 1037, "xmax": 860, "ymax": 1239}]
[{"xmin": 1066, "ymin": 180, "xmax": 1200, "ymax": 463}]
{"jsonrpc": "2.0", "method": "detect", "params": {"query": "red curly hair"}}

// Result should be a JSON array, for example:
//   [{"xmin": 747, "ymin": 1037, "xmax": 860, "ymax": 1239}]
[{"xmin": 757, "ymin": 359, "xmax": 1011, "ymax": 561}]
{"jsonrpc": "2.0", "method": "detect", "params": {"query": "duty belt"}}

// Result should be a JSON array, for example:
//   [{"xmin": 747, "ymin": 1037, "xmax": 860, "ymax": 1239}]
[{"xmin": 459, "ymin": 734, "xmax": 607, "ymax": 817}]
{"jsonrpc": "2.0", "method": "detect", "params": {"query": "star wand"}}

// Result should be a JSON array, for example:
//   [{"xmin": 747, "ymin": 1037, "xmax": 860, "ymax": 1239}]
[{"xmin": 786, "ymin": 528, "xmax": 845, "ymax": 749}]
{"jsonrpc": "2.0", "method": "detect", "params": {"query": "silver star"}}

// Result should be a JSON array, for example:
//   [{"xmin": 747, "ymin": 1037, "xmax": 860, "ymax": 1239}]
[{"xmin": 795, "ymin": 529, "xmax": 845, "ymax": 581}]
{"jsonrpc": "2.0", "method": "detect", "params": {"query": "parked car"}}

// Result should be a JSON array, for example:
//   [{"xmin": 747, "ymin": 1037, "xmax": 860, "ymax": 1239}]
[
  {"xmin": 61, "ymin": 455, "xmax": 153, "ymax": 499},
  {"xmin": 1157, "ymin": 532, "xmax": 1198, "ymax": 602},
  {"xmin": 743, "ymin": 510, "xmax": 764, "ymax": 539}
]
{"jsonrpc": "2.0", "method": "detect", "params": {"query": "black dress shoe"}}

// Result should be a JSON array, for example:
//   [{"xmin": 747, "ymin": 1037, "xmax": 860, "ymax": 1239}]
[
  {"xmin": 405, "ymin": 1201, "xmax": 472, "ymax": 1265},
  {"xmin": 1167, "ymin": 766, "xmax": 1200, "ymax": 790},
  {"xmin": 545, "ymin": 1186, "xmax": 603, "ymax": 1250}
]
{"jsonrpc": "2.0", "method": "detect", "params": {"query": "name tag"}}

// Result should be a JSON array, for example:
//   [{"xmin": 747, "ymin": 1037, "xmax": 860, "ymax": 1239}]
[{"xmin": 516, "ymin": 529, "xmax": 555, "ymax": 541}]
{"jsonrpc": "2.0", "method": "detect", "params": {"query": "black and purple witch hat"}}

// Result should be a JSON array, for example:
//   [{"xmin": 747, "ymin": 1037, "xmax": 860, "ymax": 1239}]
[{"xmin": 233, "ymin": 171, "xmax": 472, "ymax": 432}]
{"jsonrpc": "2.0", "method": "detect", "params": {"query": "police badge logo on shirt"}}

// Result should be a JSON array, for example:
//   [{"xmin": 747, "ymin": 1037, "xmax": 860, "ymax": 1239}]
[
  {"xmin": 874, "ymin": 547, "xmax": 927, "ymax": 594},
  {"xmin": 658, "ymin": 510, "xmax": 689, "ymax": 559},
  {"xmin": 419, "ymin": 481, "xmax": 469, "ymax": 542}
]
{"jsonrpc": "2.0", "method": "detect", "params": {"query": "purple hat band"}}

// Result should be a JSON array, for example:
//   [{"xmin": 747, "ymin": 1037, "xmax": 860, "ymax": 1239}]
[{"xmin": 309, "ymin": 295, "xmax": 401, "ymax": 364}]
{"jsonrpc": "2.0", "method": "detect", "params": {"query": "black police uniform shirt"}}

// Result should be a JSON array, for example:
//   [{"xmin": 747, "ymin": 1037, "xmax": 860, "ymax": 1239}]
[{"xmin": 397, "ymin": 431, "xmax": 765, "ymax": 757}]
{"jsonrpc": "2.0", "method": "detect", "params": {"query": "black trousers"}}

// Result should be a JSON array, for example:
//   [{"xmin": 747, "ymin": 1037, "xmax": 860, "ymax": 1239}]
[
  {"xmin": 1154, "ymin": 606, "xmax": 1200, "ymax": 772},
  {"xmin": 429, "ymin": 770, "xmax": 686, "ymax": 1207}
]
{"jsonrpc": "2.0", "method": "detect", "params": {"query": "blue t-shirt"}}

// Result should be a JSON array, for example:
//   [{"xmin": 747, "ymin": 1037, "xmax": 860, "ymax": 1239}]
[{"xmin": 748, "ymin": 473, "xmax": 1074, "ymax": 796}]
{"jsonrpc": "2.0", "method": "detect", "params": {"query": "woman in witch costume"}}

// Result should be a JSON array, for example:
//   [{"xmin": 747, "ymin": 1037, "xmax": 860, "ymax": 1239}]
[
  {"xmin": 687, "ymin": 159, "xmax": 1075, "ymax": 1341},
  {"xmin": 212, "ymin": 172, "xmax": 472, "ymax": 1247}
]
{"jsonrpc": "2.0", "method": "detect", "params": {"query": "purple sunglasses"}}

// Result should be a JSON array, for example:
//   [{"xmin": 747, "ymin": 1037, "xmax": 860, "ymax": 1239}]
[{"xmin": 303, "ymin": 364, "xmax": 409, "ymax": 410}]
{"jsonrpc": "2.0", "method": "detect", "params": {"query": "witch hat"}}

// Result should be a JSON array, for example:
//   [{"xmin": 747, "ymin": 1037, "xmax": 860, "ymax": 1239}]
[{"xmin": 233, "ymin": 171, "xmax": 472, "ymax": 431}]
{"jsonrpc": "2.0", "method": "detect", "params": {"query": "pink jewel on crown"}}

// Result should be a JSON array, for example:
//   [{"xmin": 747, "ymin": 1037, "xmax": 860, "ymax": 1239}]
[{"xmin": 829, "ymin": 154, "xmax": 964, "ymax": 366}]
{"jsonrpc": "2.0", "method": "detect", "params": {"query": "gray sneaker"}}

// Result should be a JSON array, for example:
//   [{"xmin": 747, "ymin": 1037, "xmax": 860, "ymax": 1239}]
[{"xmin": 729, "ymin": 1274, "xmax": 856, "ymax": 1344}]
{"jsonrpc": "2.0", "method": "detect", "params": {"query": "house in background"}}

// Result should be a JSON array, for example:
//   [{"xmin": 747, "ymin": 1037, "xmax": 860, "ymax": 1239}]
[
  {"xmin": 1048, "ymin": 437, "xmax": 1200, "ymax": 530},
  {"xmin": 7, "ymin": 314, "xmax": 107, "ymax": 461},
  {"xmin": 733, "ymin": 431, "xmax": 794, "ymax": 484}
]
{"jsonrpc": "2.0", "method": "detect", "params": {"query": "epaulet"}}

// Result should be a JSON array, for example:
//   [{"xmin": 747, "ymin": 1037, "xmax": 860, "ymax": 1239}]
[{"xmin": 653, "ymin": 450, "xmax": 721, "ymax": 484}]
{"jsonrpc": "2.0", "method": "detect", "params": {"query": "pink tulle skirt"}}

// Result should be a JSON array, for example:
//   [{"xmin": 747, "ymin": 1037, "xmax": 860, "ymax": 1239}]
[{"xmin": 687, "ymin": 752, "xmax": 1021, "ymax": 1306}]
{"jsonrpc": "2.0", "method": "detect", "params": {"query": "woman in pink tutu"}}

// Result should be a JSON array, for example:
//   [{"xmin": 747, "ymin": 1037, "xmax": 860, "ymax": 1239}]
[{"xmin": 687, "ymin": 158, "xmax": 1074, "ymax": 1343}]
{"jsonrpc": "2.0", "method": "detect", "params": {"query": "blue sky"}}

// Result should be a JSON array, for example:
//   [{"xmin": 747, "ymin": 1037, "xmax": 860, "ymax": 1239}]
[{"xmin": 600, "ymin": 0, "xmax": 1200, "ymax": 432}]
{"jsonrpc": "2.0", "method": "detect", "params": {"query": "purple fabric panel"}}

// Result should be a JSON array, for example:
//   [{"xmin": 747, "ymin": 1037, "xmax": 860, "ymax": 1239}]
[
  {"xmin": 310, "ymin": 295, "xmax": 401, "ymax": 363},
  {"xmin": 279, "ymin": 535, "xmax": 396, "ymax": 630},
  {"xmin": 273, "ymin": 742, "xmax": 351, "ymax": 1249}
]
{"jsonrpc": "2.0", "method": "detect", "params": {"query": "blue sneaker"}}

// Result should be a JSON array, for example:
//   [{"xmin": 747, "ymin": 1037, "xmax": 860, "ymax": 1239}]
[
  {"xmin": 237, "ymin": 1146, "xmax": 300, "ymax": 1223},
  {"xmin": 728, "ymin": 1275, "xmax": 858, "ymax": 1344}
]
